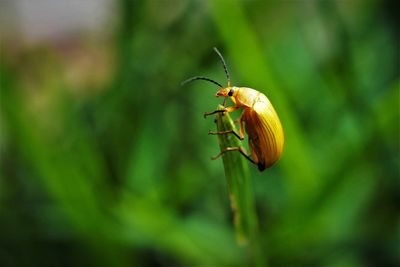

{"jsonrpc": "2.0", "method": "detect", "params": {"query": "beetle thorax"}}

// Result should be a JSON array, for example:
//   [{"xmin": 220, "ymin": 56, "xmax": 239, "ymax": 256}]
[{"xmin": 233, "ymin": 87, "xmax": 260, "ymax": 108}]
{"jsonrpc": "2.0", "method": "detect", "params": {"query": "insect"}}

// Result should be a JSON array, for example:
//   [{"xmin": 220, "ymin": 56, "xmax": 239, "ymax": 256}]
[{"xmin": 181, "ymin": 48, "xmax": 284, "ymax": 171}]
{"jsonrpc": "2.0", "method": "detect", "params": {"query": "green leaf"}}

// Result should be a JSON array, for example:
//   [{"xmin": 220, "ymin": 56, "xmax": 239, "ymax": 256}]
[{"xmin": 214, "ymin": 105, "xmax": 266, "ymax": 267}]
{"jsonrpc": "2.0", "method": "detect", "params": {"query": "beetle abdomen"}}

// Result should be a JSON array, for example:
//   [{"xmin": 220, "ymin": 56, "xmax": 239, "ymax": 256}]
[{"xmin": 257, "ymin": 162, "xmax": 266, "ymax": 171}]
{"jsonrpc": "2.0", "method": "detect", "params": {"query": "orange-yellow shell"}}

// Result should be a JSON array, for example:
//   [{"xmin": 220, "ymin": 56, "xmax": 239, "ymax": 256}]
[{"xmin": 220, "ymin": 87, "xmax": 284, "ymax": 171}]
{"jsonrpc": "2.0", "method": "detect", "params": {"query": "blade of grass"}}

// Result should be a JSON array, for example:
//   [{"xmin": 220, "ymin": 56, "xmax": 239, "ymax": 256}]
[{"xmin": 214, "ymin": 105, "xmax": 266, "ymax": 267}]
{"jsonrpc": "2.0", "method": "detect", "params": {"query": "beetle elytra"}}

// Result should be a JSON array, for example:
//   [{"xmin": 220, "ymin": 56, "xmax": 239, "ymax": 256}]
[{"xmin": 181, "ymin": 48, "xmax": 284, "ymax": 171}]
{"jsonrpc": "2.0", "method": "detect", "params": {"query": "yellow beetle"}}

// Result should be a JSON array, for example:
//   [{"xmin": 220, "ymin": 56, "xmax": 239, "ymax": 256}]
[{"xmin": 182, "ymin": 48, "xmax": 284, "ymax": 171}]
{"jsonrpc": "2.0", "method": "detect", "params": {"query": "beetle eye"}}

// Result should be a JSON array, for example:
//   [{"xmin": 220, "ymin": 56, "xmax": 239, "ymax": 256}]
[{"xmin": 228, "ymin": 89, "xmax": 234, "ymax": 96}]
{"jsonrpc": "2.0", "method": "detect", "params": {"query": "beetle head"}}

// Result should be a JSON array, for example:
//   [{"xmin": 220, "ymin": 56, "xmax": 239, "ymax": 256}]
[{"xmin": 216, "ymin": 87, "xmax": 234, "ymax": 97}]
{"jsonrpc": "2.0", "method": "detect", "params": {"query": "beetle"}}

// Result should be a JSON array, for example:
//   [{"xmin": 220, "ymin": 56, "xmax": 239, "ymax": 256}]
[{"xmin": 181, "ymin": 47, "xmax": 284, "ymax": 171}]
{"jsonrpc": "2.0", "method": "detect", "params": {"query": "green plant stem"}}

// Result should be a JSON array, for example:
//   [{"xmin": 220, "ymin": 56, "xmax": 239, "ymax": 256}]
[{"xmin": 214, "ymin": 105, "xmax": 266, "ymax": 267}]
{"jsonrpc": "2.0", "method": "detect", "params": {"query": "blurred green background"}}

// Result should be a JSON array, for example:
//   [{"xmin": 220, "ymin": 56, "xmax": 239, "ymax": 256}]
[{"xmin": 0, "ymin": 0, "xmax": 398, "ymax": 266}]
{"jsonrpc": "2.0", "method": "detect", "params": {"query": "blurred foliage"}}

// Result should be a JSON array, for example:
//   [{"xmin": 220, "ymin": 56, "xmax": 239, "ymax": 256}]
[{"xmin": 0, "ymin": 0, "xmax": 399, "ymax": 266}]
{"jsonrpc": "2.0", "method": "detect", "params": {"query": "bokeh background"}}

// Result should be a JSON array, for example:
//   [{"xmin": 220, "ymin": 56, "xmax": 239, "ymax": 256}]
[{"xmin": 0, "ymin": 0, "xmax": 398, "ymax": 266}]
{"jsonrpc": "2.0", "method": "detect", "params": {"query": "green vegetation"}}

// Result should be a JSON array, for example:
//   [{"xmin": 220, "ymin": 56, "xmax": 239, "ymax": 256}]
[
  {"xmin": 0, "ymin": 1, "xmax": 398, "ymax": 266},
  {"xmin": 213, "ymin": 105, "xmax": 264, "ymax": 266}
]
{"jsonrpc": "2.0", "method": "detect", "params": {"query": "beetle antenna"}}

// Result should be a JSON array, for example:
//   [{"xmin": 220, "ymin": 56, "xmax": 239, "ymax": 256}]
[
  {"xmin": 181, "ymin": 76, "xmax": 223, "ymax": 88},
  {"xmin": 213, "ymin": 47, "xmax": 231, "ymax": 87}
]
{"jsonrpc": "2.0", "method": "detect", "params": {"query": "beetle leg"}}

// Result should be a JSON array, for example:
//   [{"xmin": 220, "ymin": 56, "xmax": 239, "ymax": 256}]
[
  {"xmin": 211, "ymin": 147, "xmax": 256, "ymax": 165},
  {"xmin": 222, "ymin": 97, "xmax": 227, "ymax": 106},
  {"xmin": 224, "ymin": 106, "xmax": 240, "ymax": 113},
  {"xmin": 238, "ymin": 115, "xmax": 245, "ymax": 140},
  {"xmin": 208, "ymin": 130, "xmax": 244, "ymax": 140},
  {"xmin": 204, "ymin": 106, "xmax": 239, "ymax": 118},
  {"xmin": 204, "ymin": 109, "xmax": 225, "ymax": 118}
]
